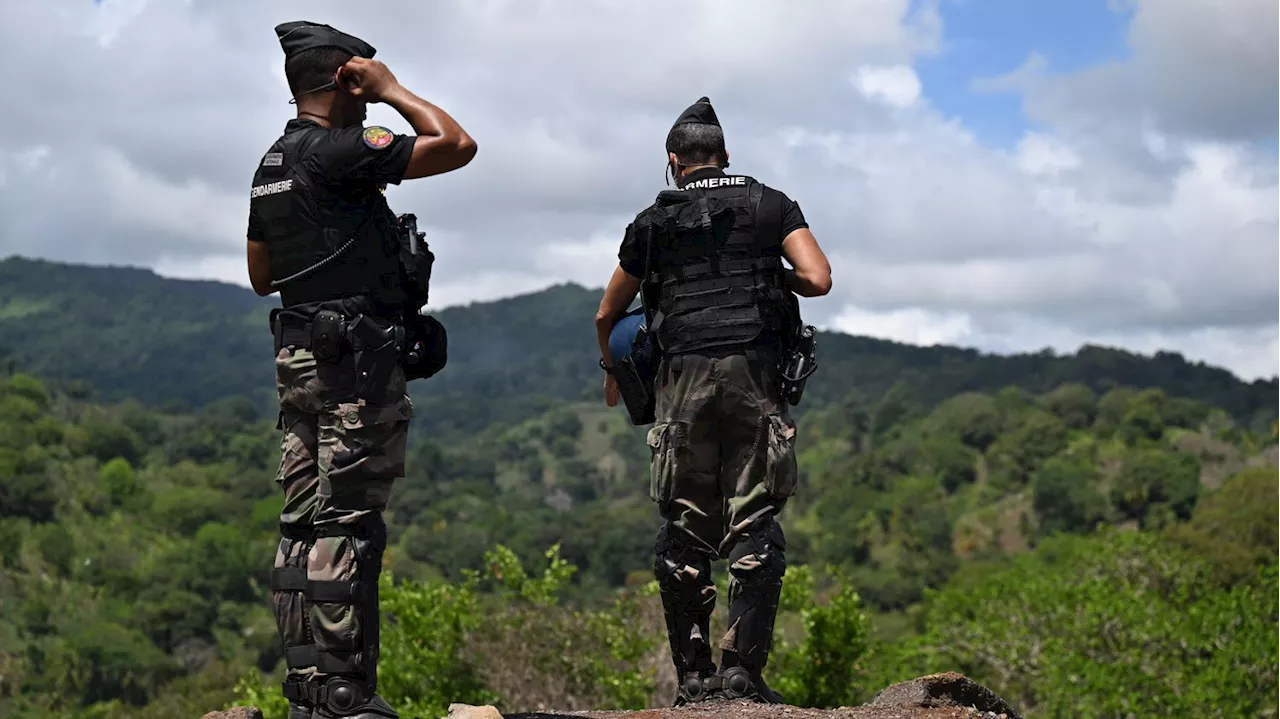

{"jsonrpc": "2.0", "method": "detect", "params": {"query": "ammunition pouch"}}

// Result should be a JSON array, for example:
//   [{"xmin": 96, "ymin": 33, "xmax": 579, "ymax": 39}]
[
  {"xmin": 401, "ymin": 312, "xmax": 447, "ymax": 382},
  {"xmin": 271, "ymin": 307, "xmax": 348, "ymax": 361},
  {"xmin": 395, "ymin": 213, "xmax": 434, "ymax": 309}
]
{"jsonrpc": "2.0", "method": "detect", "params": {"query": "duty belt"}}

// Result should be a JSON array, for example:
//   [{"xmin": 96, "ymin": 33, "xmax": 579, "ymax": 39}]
[
  {"xmin": 270, "ymin": 307, "xmax": 349, "ymax": 360},
  {"xmin": 275, "ymin": 317, "xmax": 317, "ymax": 349}
]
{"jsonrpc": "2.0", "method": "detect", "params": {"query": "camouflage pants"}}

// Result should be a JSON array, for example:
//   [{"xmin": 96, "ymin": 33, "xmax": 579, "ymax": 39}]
[
  {"xmin": 647, "ymin": 351, "xmax": 798, "ymax": 556},
  {"xmin": 271, "ymin": 344, "xmax": 413, "ymax": 687},
  {"xmin": 647, "ymin": 351, "xmax": 798, "ymax": 667}
]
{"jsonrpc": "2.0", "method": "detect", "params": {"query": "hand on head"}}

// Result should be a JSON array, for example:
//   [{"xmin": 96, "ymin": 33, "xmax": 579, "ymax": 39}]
[{"xmin": 335, "ymin": 57, "xmax": 400, "ymax": 104}]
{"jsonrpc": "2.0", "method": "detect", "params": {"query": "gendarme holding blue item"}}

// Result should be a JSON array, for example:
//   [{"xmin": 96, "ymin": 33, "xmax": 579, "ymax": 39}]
[{"xmin": 592, "ymin": 96, "xmax": 833, "ymax": 707}]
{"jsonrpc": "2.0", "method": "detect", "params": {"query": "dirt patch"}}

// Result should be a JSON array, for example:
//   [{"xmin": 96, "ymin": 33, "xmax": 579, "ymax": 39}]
[
  {"xmin": 506, "ymin": 705, "xmax": 1004, "ymax": 719},
  {"xmin": 209, "ymin": 674, "xmax": 1022, "ymax": 719}
]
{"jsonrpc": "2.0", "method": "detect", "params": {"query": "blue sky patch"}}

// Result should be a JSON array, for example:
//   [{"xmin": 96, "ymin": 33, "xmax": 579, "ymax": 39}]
[{"xmin": 914, "ymin": 0, "xmax": 1134, "ymax": 147}]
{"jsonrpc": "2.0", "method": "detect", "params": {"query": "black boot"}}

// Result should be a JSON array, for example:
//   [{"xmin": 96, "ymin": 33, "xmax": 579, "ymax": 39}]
[{"xmin": 719, "ymin": 662, "xmax": 785, "ymax": 704}]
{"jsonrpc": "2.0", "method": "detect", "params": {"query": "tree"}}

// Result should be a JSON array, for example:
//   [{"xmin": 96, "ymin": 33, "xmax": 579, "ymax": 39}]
[
  {"xmin": 1032, "ymin": 454, "xmax": 1108, "ymax": 536},
  {"xmin": 1110, "ymin": 449, "xmax": 1201, "ymax": 528}
]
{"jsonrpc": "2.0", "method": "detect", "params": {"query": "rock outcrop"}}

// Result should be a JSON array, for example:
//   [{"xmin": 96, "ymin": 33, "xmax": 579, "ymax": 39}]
[{"xmin": 204, "ymin": 673, "xmax": 1021, "ymax": 719}]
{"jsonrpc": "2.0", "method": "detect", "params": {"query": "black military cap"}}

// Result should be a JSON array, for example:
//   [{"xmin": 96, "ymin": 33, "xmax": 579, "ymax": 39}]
[
  {"xmin": 275, "ymin": 20, "xmax": 376, "ymax": 60},
  {"xmin": 672, "ymin": 96, "xmax": 721, "ymax": 128}
]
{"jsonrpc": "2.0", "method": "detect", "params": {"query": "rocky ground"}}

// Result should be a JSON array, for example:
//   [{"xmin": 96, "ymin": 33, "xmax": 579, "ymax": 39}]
[{"xmin": 203, "ymin": 673, "xmax": 1022, "ymax": 719}]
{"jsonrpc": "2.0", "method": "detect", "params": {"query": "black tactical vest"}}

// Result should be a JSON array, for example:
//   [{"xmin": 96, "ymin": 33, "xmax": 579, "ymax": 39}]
[
  {"xmin": 641, "ymin": 174, "xmax": 790, "ymax": 355},
  {"xmin": 249, "ymin": 121, "xmax": 405, "ymax": 310}
]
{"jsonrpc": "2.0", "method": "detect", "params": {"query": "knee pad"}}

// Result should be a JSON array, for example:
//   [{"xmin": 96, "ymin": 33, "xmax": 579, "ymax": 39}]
[
  {"xmin": 653, "ymin": 523, "xmax": 717, "ymax": 676},
  {"xmin": 308, "ymin": 513, "xmax": 389, "ymax": 681},
  {"xmin": 723, "ymin": 517, "xmax": 787, "ymax": 672},
  {"xmin": 272, "ymin": 523, "xmax": 318, "ymax": 674},
  {"xmin": 727, "ymin": 516, "xmax": 787, "ymax": 587},
  {"xmin": 653, "ymin": 524, "xmax": 715, "ymax": 614}
]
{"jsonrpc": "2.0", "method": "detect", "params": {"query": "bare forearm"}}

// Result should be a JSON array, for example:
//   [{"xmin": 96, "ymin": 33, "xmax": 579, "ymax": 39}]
[
  {"xmin": 595, "ymin": 318, "xmax": 615, "ymax": 366},
  {"xmin": 595, "ymin": 301, "xmax": 626, "ymax": 366},
  {"xmin": 595, "ymin": 267, "xmax": 642, "ymax": 365},
  {"xmin": 382, "ymin": 84, "xmax": 467, "ymax": 142},
  {"xmin": 786, "ymin": 268, "xmax": 829, "ymax": 297}
]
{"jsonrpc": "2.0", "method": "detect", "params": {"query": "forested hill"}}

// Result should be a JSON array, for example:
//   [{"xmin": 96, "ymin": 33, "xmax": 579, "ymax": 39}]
[
  {"xmin": 0, "ymin": 255, "xmax": 1275, "ymax": 440},
  {"xmin": 0, "ymin": 254, "xmax": 1275, "ymax": 718}
]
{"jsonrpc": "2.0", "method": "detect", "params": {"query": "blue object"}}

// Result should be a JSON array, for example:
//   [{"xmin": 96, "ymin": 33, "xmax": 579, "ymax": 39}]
[
  {"xmin": 609, "ymin": 308, "xmax": 647, "ymax": 363},
  {"xmin": 608, "ymin": 306, "xmax": 660, "ymax": 425}
]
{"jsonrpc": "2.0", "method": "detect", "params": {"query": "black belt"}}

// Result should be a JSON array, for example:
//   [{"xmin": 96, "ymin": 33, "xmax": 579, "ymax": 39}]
[
  {"xmin": 271, "ymin": 308, "xmax": 331, "ymax": 350},
  {"xmin": 278, "ymin": 323, "xmax": 313, "ymax": 349}
]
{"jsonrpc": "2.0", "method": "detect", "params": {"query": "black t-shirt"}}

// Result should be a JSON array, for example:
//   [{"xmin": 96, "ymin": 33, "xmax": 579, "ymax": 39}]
[
  {"xmin": 617, "ymin": 168, "xmax": 808, "ymax": 278},
  {"xmin": 247, "ymin": 120, "xmax": 415, "ymax": 241}
]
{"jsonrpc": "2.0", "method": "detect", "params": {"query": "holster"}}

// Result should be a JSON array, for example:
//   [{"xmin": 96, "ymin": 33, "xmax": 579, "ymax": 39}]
[
  {"xmin": 401, "ymin": 313, "xmax": 447, "ymax": 381},
  {"xmin": 779, "ymin": 324, "xmax": 817, "ymax": 407},
  {"xmin": 347, "ymin": 313, "xmax": 403, "ymax": 401}
]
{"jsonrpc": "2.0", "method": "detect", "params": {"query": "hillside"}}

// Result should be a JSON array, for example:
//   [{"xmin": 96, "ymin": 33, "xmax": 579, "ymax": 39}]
[
  {"xmin": 0, "ymin": 257, "xmax": 1276, "ymax": 719},
  {"xmin": 0, "ymin": 256, "xmax": 1274, "ymax": 445}
]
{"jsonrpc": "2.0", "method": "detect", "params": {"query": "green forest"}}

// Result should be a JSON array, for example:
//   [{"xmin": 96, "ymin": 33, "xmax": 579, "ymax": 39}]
[{"xmin": 0, "ymin": 257, "xmax": 1276, "ymax": 719}]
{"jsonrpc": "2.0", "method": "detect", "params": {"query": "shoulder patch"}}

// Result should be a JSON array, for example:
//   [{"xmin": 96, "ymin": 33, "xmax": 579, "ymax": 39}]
[
  {"xmin": 262, "ymin": 152, "xmax": 283, "ymax": 167},
  {"xmin": 362, "ymin": 126, "xmax": 394, "ymax": 150}
]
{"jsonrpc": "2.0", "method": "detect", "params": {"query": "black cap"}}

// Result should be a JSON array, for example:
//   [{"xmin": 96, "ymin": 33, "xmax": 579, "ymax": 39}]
[
  {"xmin": 275, "ymin": 20, "xmax": 376, "ymax": 60},
  {"xmin": 672, "ymin": 96, "xmax": 721, "ymax": 128}
]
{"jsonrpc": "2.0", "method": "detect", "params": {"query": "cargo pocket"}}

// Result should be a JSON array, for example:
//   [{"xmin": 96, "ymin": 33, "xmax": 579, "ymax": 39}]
[
  {"xmin": 321, "ymin": 398, "xmax": 413, "ymax": 496},
  {"xmin": 764, "ymin": 413, "xmax": 799, "ymax": 498},
  {"xmin": 647, "ymin": 422, "xmax": 676, "ymax": 506}
]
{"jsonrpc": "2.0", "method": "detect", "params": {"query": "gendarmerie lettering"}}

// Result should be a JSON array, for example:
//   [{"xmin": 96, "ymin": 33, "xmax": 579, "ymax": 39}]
[
  {"xmin": 250, "ymin": 179, "xmax": 293, "ymax": 198},
  {"xmin": 678, "ymin": 175, "xmax": 747, "ymax": 191}
]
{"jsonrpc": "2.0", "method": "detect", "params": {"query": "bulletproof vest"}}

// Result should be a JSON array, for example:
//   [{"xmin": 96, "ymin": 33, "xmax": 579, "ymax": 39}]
[
  {"xmin": 642, "ymin": 175, "xmax": 789, "ymax": 355},
  {"xmin": 249, "ymin": 122, "xmax": 405, "ymax": 310}
]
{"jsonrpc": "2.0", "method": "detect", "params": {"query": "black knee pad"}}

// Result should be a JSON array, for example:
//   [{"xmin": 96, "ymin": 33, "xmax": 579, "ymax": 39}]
[
  {"xmin": 727, "ymin": 516, "xmax": 787, "ymax": 586},
  {"xmin": 723, "ymin": 517, "xmax": 787, "ymax": 673},
  {"xmin": 653, "ymin": 524, "xmax": 714, "ymax": 611}
]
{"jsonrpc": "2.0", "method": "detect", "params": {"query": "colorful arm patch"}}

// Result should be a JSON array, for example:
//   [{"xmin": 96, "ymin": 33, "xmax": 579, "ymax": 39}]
[{"xmin": 362, "ymin": 125, "xmax": 394, "ymax": 150}]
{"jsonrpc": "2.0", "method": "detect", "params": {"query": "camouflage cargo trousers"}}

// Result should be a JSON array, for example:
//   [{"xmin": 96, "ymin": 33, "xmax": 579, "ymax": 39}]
[
  {"xmin": 646, "ymin": 350, "xmax": 799, "ymax": 672},
  {"xmin": 647, "ymin": 350, "xmax": 799, "ymax": 558},
  {"xmin": 270, "ymin": 342, "xmax": 413, "ymax": 685}
]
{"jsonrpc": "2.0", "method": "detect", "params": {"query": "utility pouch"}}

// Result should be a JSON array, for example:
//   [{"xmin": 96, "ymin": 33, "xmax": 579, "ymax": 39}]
[
  {"xmin": 402, "ymin": 314, "xmax": 448, "ymax": 381},
  {"xmin": 347, "ymin": 313, "xmax": 402, "ymax": 400},
  {"xmin": 310, "ymin": 310, "xmax": 347, "ymax": 363}
]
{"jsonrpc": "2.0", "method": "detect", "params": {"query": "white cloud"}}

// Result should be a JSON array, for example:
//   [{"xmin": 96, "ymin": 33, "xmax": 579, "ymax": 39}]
[
  {"xmin": 832, "ymin": 306, "xmax": 973, "ymax": 346},
  {"xmin": 853, "ymin": 65, "xmax": 922, "ymax": 109},
  {"xmin": 1016, "ymin": 133, "xmax": 1080, "ymax": 176},
  {"xmin": 0, "ymin": 0, "xmax": 1274, "ymax": 382}
]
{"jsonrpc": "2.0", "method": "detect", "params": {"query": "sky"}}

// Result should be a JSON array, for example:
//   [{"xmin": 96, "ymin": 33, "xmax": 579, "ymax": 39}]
[{"xmin": 2, "ymin": 0, "xmax": 1277, "ymax": 381}]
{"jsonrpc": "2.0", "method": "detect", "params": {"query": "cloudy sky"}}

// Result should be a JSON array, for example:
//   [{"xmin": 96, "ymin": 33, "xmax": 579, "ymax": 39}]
[{"xmin": 1, "ymin": 0, "xmax": 1276, "ymax": 380}]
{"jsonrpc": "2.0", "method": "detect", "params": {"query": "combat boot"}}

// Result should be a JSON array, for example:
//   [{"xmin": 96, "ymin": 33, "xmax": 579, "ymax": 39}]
[{"xmin": 719, "ymin": 665, "xmax": 785, "ymax": 704}]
